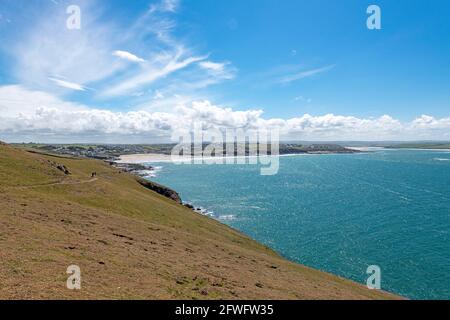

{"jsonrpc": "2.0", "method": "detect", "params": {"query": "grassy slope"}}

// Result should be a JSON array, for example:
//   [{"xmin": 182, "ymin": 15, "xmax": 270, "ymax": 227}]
[{"xmin": 0, "ymin": 143, "xmax": 399, "ymax": 299}]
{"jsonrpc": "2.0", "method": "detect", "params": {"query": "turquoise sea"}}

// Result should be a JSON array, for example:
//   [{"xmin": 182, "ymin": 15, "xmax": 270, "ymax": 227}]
[{"xmin": 148, "ymin": 149, "xmax": 450, "ymax": 299}]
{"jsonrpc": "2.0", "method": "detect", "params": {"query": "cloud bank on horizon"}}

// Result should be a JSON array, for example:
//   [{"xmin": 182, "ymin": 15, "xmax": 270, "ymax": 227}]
[
  {"xmin": 1, "ymin": 85, "xmax": 450, "ymax": 143},
  {"xmin": 0, "ymin": 0, "xmax": 449, "ymax": 142}
]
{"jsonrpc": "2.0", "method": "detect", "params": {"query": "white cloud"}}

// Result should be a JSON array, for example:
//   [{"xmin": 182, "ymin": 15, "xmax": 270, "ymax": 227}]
[
  {"xmin": 154, "ymin": 59, "xmax": 235, "ymax": 94},
  {"xmin": 294, "ymin": 96, "xmax": 312, "ymax": 103},
  {"xmin": 101, "ymin": 51, "xmax": 207, "ymax": 97},
  {"xmin": 0, "ymin": 85, "xmax": 87, "ymax": 117},
  {"xmin": 153, "ymin": 90, "xmax": 165, "ymax": 100},
  {"xmin": 48, "ymin": 77, "xmax": 86, "ymax": 91},
  {"xmin": 149, "ymin": 0, "xmax": 180, "ymax": 13},
  {"xmin": 175, "ymin": 101, "xmax": 264, "ymax": 130},
  {"xmin": 112, "ymin": 50, "xmax": 146, "ymax": 63},
  {"xmin": 198, "ymin": 61, "xmax": 226, "ymax": 72},
  {"xmin": 1, "ymin": 85, "xmax": 450, "ymax": 142},
  {"xmin": 411, "ymin": 115, "xmax": 450, "ymax": 130},
  {"xmin": 2, "ymin": 0, "xmax": 232, "ymax": 101},
  {"xmin": 282, "ymin": 114, "xmax": 404, "ymax": 140},
  {"xmin": 6, "ymin": 2, "xmax": 125, "ymax": 93},
  {"xmin": 279, "ymin": 65, "xmax": 335, "ymax": 84},
  {"xmin": 0, "ymin": 85, "xmax": 174, "ymax": 138}
]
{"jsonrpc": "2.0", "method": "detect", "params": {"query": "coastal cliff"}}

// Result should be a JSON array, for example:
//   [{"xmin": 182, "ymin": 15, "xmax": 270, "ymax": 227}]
[
  {"xmin": 136, "ymin": 177, "xmax": 182, "ymax": 204},
  {"xmin": 0, "ymin": 143, "xmax": 399, "ymax": 299}
]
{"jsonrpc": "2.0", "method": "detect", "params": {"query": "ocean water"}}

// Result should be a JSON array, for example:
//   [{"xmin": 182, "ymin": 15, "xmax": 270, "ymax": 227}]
[{"xmin": 148, "ymin": 149, "xmax": 450, "ymax": 299}]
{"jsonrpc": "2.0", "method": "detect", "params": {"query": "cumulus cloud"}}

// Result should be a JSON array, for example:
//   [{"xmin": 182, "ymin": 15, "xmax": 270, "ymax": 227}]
[
  {"xmin": 0, "ymin": 85, "xmax": 174, "ymax": 138},
  {"xmin": 1, "ymin": 85, "xmax": 450, "ymax": 142},
  {"xmin": 411, "ymin": 115, "xmax": 450, "ymax": 130}
]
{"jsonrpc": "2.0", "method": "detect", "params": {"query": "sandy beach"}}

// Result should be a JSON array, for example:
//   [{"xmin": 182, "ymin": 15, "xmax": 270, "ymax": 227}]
[
  {"xmin": 116, "ymin": 153, "xmax": 174, "ymax": 163},
  {"xmin": 116, "ymin": 153, "xmax": 312, "ymax": 164}
]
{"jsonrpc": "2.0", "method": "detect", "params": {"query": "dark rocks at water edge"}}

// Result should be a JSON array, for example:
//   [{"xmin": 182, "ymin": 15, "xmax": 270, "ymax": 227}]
[
  {"xmin": 183, "ymin": 203, "xmax": 213, "ymax": 216},
  {"xmin": 114, "ymin": 163, "xmax": 182, "ymax": 204},
  {"xmin": 118, "ymin": 165, "xmax": 186, "ymax": 206},
  {"xmin": 183, "ymin": 203, "xmax": 203, "ymax": 212},
  {"xmin": 183, "ymin": 203, "xmax": 195, "ymax": 209},
  {"xmin": 136, "ymin": 177, "xmax": 182, "ymax": 204}
]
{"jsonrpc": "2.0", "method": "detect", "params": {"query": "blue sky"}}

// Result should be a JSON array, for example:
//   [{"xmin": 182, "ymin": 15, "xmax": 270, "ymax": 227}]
[
  {"xmin": 191, "ymin": 0, "xmax": 450, "ymax": 120},
  {"xmin": 0, "ymin": 0, "xmax": 450, "ymax": 142}
]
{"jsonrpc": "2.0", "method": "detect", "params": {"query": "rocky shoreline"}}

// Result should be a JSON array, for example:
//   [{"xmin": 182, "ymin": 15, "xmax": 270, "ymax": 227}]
[
  {"xmin": 110, "ymin": 162, "xmax": 186, "ymax": 206},
  {"xmin": 135, "ymin": 177, "xmax": 182, "ymax": 204},
  {"xmin": 111, "ymin": 162, "xmax": 213, "ymax": 215}
]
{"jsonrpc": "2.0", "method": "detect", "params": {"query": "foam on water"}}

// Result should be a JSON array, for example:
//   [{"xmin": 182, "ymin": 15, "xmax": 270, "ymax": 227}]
[{"xmin": 218, "ymin": 214, "xmax": 236, "ymax": 221}]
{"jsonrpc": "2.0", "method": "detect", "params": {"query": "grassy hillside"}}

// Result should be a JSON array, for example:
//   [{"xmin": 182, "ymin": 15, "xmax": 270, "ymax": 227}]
[{"xmin": 0, "ymin": 143, "xmax": 398, "ymax": 299}]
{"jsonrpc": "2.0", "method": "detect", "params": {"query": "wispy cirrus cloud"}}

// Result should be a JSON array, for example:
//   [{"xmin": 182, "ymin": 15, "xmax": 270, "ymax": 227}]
[
  {"xmin": 278, "ymin": 65, "xmax": 335, "ymax": 84},
  {"xmin": 112, "ymin": 50, "xmax": 146, "ymax": 63},
  {"xmin": 149, "ymin": 0, "xmax": 180, "ymax": 13},
  {"xmin": 48, "ymin": 77, "xmax": 87, "ymax": 91},
  {"xmin": 101, "ymin": 50, "xmax": 208, "ymax": 97},
  {"xmin": 3, "ymin": 0, "xmax": 125, "ymax": 93},
  {"xmin": 1, "ymin": 0, "xmax": 234, "ymax": 102},
  {"xmin": 198, "ymin": 61, "xmax": 227, "ymax": 72}
]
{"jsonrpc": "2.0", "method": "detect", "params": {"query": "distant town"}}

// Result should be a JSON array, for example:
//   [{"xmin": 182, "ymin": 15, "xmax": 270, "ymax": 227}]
[{"xmin": 13, "ymin": 143, "xmax": 359, "ymax": 161}]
